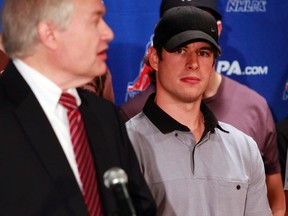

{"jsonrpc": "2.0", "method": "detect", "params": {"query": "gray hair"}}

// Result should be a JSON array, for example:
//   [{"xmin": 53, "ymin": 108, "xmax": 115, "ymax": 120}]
[{"xmin": 1, "ymin": 0, "xmax": 74, "ymax": 58}]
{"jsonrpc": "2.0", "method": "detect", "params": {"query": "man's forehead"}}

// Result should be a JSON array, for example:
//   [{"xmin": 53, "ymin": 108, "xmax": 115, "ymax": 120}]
[{"xmin": 74, "ymin": 0, "xmax": 106, "ymax": 14}]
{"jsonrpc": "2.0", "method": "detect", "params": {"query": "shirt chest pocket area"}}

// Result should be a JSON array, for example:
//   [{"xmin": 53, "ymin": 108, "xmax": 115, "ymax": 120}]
[
  {"xmin": 215, "ymin": 179, "xmax": 248, "ymax": 195},
  {"xmin": 211, "ymin": 179, "xmax": 249, "ymax": 213}
]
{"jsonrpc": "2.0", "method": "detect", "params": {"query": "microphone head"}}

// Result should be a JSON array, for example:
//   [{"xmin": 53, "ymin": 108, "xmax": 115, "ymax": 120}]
[{"xmin": 103, "ymin": 167, "xmax": 128, "ymax": 189}]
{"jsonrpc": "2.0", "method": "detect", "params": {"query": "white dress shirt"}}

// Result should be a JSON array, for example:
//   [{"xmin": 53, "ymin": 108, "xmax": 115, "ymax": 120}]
[{"xmin": 13, "ymin": 59, "xmax": 83, "ymax": 190}]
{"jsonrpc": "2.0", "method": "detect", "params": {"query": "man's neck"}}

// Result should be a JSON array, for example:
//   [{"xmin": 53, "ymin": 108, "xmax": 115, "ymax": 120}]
[
  {"xmin": 203, "ymin": 71, "xmax": 222, "ymax": 99},
  {"xmin": 155, "ymin": 95, "xmax": 205, "ymax": 143}
]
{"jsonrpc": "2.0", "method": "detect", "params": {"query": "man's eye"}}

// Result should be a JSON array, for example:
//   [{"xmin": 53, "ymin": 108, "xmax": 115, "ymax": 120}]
[
  {"xmin": 175, "ymin": 48, "xmax": 185, "ymax": 54},
  {"xmin": 198, "ymin": 51, "xmax": 209, "ymax": 56}
]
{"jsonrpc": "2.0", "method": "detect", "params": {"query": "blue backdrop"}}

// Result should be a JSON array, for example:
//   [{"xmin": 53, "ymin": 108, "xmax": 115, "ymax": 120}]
[
  {"xmin": 104, "ymin": 0, "xmax": 288, "ymax": 122},
  {"xmin": 0, "ymin": 0, "xmax": 287, "ymax": 122}
]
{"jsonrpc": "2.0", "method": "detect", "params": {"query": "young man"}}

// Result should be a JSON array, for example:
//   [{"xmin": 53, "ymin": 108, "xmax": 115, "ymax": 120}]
[
  {"xmin": 126, "ymin": 6, "xmax": 271, "ymax": 216},
  {"xmin": 119, "ymin": 0, "xmax": 285, "ymax": 215},
  {"xmin": 0, "ymin": 0, "xmax": 156, "ymax": 215}
]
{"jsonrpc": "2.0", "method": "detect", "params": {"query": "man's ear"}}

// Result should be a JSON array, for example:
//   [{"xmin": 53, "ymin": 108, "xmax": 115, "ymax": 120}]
[
  {"xmin": 217, "ymin": 20, "xmax": 223, "ymax": 37},
  {"xmin": 148, "ymin": 46, "xmax": 159, "ymax": 71},
  {"xmin": 37, "ymin": 21, "xmax": 58, "ymax": 50}
]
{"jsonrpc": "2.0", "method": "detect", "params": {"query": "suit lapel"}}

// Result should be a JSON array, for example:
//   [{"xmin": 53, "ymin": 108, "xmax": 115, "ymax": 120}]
[
  {"xmin": 3, "ymin": 62, "xmax": 88, "ymax": 216},
  {"xmin": 78, "ymin": 91, "xmax": 113, "ymax": 172},
  {"xmin": 79, "ymin": 91, "xmax": 119, "ymax": 214}
]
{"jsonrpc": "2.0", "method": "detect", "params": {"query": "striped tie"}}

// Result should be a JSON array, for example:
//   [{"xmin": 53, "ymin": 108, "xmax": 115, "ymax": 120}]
[{"xmin": 59, "ymin": 92, "xmax": 103, "ymax": 216}]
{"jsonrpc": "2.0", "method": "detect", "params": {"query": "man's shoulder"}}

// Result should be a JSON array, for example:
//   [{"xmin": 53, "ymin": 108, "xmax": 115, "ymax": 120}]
[
  {"xmin": 119, "ymin": 85, "xmax": 156, "ymax": 122},
  {"xmin": 78, "ymin": 88, "xmax": 120, "ymax": 124},
  {"xmin": 217, "ymin": 121, "xmax": 257, "ymax": 146},
  {"xmin": 78, "ymin": 88, "xmax": 114, "ymax": 107},
  {"xmin": 222, "ymin": 76, "xmax": 267, "ymax": 103},
  {"xmin": 213, "ymin": 121, "xmax": 262, "ymax": 166},
  {"xmin": 126, "ymin": 112, "xmax": 147, "ymax": 128},
  {"xmin": 125, "ymin": 112, "xmax": 158, "ymax": 137}
]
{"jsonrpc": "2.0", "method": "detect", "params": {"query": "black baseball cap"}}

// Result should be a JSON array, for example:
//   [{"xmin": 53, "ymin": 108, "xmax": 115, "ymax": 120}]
[
  {"xmin": 160, "ymin": 0, "xmax": 222, "ymax": 20},
  {"xmin": 153, "ymin": 6, "xmax": 221, "ymax": 54}
]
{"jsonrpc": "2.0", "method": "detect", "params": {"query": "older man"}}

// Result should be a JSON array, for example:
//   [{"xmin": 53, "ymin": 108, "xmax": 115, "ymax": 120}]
[{"xmin": 0, "ymin": 0, "xmax": 156, "ymax": 215}]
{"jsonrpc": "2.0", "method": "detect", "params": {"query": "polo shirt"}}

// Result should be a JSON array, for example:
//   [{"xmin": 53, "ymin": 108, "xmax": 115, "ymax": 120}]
[{"xmin": 126, "ymin": 94, "xmax": 271, "ymax": 216}]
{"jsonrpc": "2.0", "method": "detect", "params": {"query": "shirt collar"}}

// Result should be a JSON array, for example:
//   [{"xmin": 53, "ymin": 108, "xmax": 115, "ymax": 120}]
[
  {"xmin": 13, "ymin": 59, "xmax": 81, "ymax": 116},
  {"xmin": 143, "ymin": 93, "xmax": 226, "ymax": 136}
]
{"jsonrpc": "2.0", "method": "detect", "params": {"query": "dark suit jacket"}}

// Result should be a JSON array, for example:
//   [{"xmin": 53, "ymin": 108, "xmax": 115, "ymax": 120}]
[
  {"xmin": 276, "ymin": 117, "xmax": 288, "ymax": 184},
  {"xmin": 0, "ymin": 61, "xmax": 156, "ymax": 216}
]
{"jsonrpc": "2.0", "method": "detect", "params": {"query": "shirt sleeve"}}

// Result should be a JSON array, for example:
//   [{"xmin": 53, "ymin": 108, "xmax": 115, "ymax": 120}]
[
  {"xmin": 261, "ymin": 105, "xmax": 280, "ymax": 174},
  {"xmin": 245, "ymin": 139, "xmax": 272, "ymax": 216}
]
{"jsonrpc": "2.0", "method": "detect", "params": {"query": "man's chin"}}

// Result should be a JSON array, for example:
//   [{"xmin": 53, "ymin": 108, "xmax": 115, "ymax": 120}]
[{"xmin": 93, "ymin": 62, "xmax": 107, "ymax": 77}]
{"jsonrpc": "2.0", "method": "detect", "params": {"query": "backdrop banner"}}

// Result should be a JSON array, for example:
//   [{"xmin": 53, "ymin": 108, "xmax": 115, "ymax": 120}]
[
  {"xmin": 104, "ymin": 0, "xmax": 288, "ymax": 122},
  {"xmin": 0, "ymin": 0, "xmax": 287, "ymax": 122}
]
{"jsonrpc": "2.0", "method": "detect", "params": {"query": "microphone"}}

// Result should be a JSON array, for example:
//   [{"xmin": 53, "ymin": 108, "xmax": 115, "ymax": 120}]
[{"xmin": 104, "ymin": 167, "xmax": 137, "ymax": 216}]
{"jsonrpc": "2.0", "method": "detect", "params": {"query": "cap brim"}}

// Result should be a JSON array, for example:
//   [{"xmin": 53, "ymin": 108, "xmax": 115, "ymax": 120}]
[{"xmin": 164, "ymin": 30, "xmax": 221, "ymax": 54}]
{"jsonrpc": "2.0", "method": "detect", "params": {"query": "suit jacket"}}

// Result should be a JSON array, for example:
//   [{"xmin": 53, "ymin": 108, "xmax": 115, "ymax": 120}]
[
  {"xmin": 276, "ymin": 117, "xmax": 288, "ymax": 183},
  {"xmin": 0, "ymin": 61, "xmax": 156, "ymax": 216}
]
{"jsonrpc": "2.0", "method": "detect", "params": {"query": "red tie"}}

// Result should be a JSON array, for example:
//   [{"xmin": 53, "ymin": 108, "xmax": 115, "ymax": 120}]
[{"xmin": 59, "ymin": 92, "xmax": 103, "ymax": 216}]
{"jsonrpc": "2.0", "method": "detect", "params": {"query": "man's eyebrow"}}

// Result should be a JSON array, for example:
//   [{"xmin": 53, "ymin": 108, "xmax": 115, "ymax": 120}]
[
  {"xmin": 90, "ymin": 5, "xmax": 106, "ymax": 17},
  {"xmin": 88, "ymin": 11, "xmax": 105, "ymax": 23},
  {"xmin": 199, "ymin": 46, "xmax": 214, "ymax": 51}
]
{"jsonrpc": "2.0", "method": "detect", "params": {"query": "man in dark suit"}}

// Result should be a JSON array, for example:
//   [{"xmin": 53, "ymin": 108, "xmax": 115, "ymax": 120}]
[{"xmin": 0, "ymin": 0, "xmax": 156, "ymax": 215}]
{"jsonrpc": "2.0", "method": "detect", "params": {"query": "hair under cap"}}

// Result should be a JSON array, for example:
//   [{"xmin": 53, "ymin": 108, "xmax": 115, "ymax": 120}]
[{"xmin": 153, "ymin": 6, "xmax": 221, "ymax": 54}]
